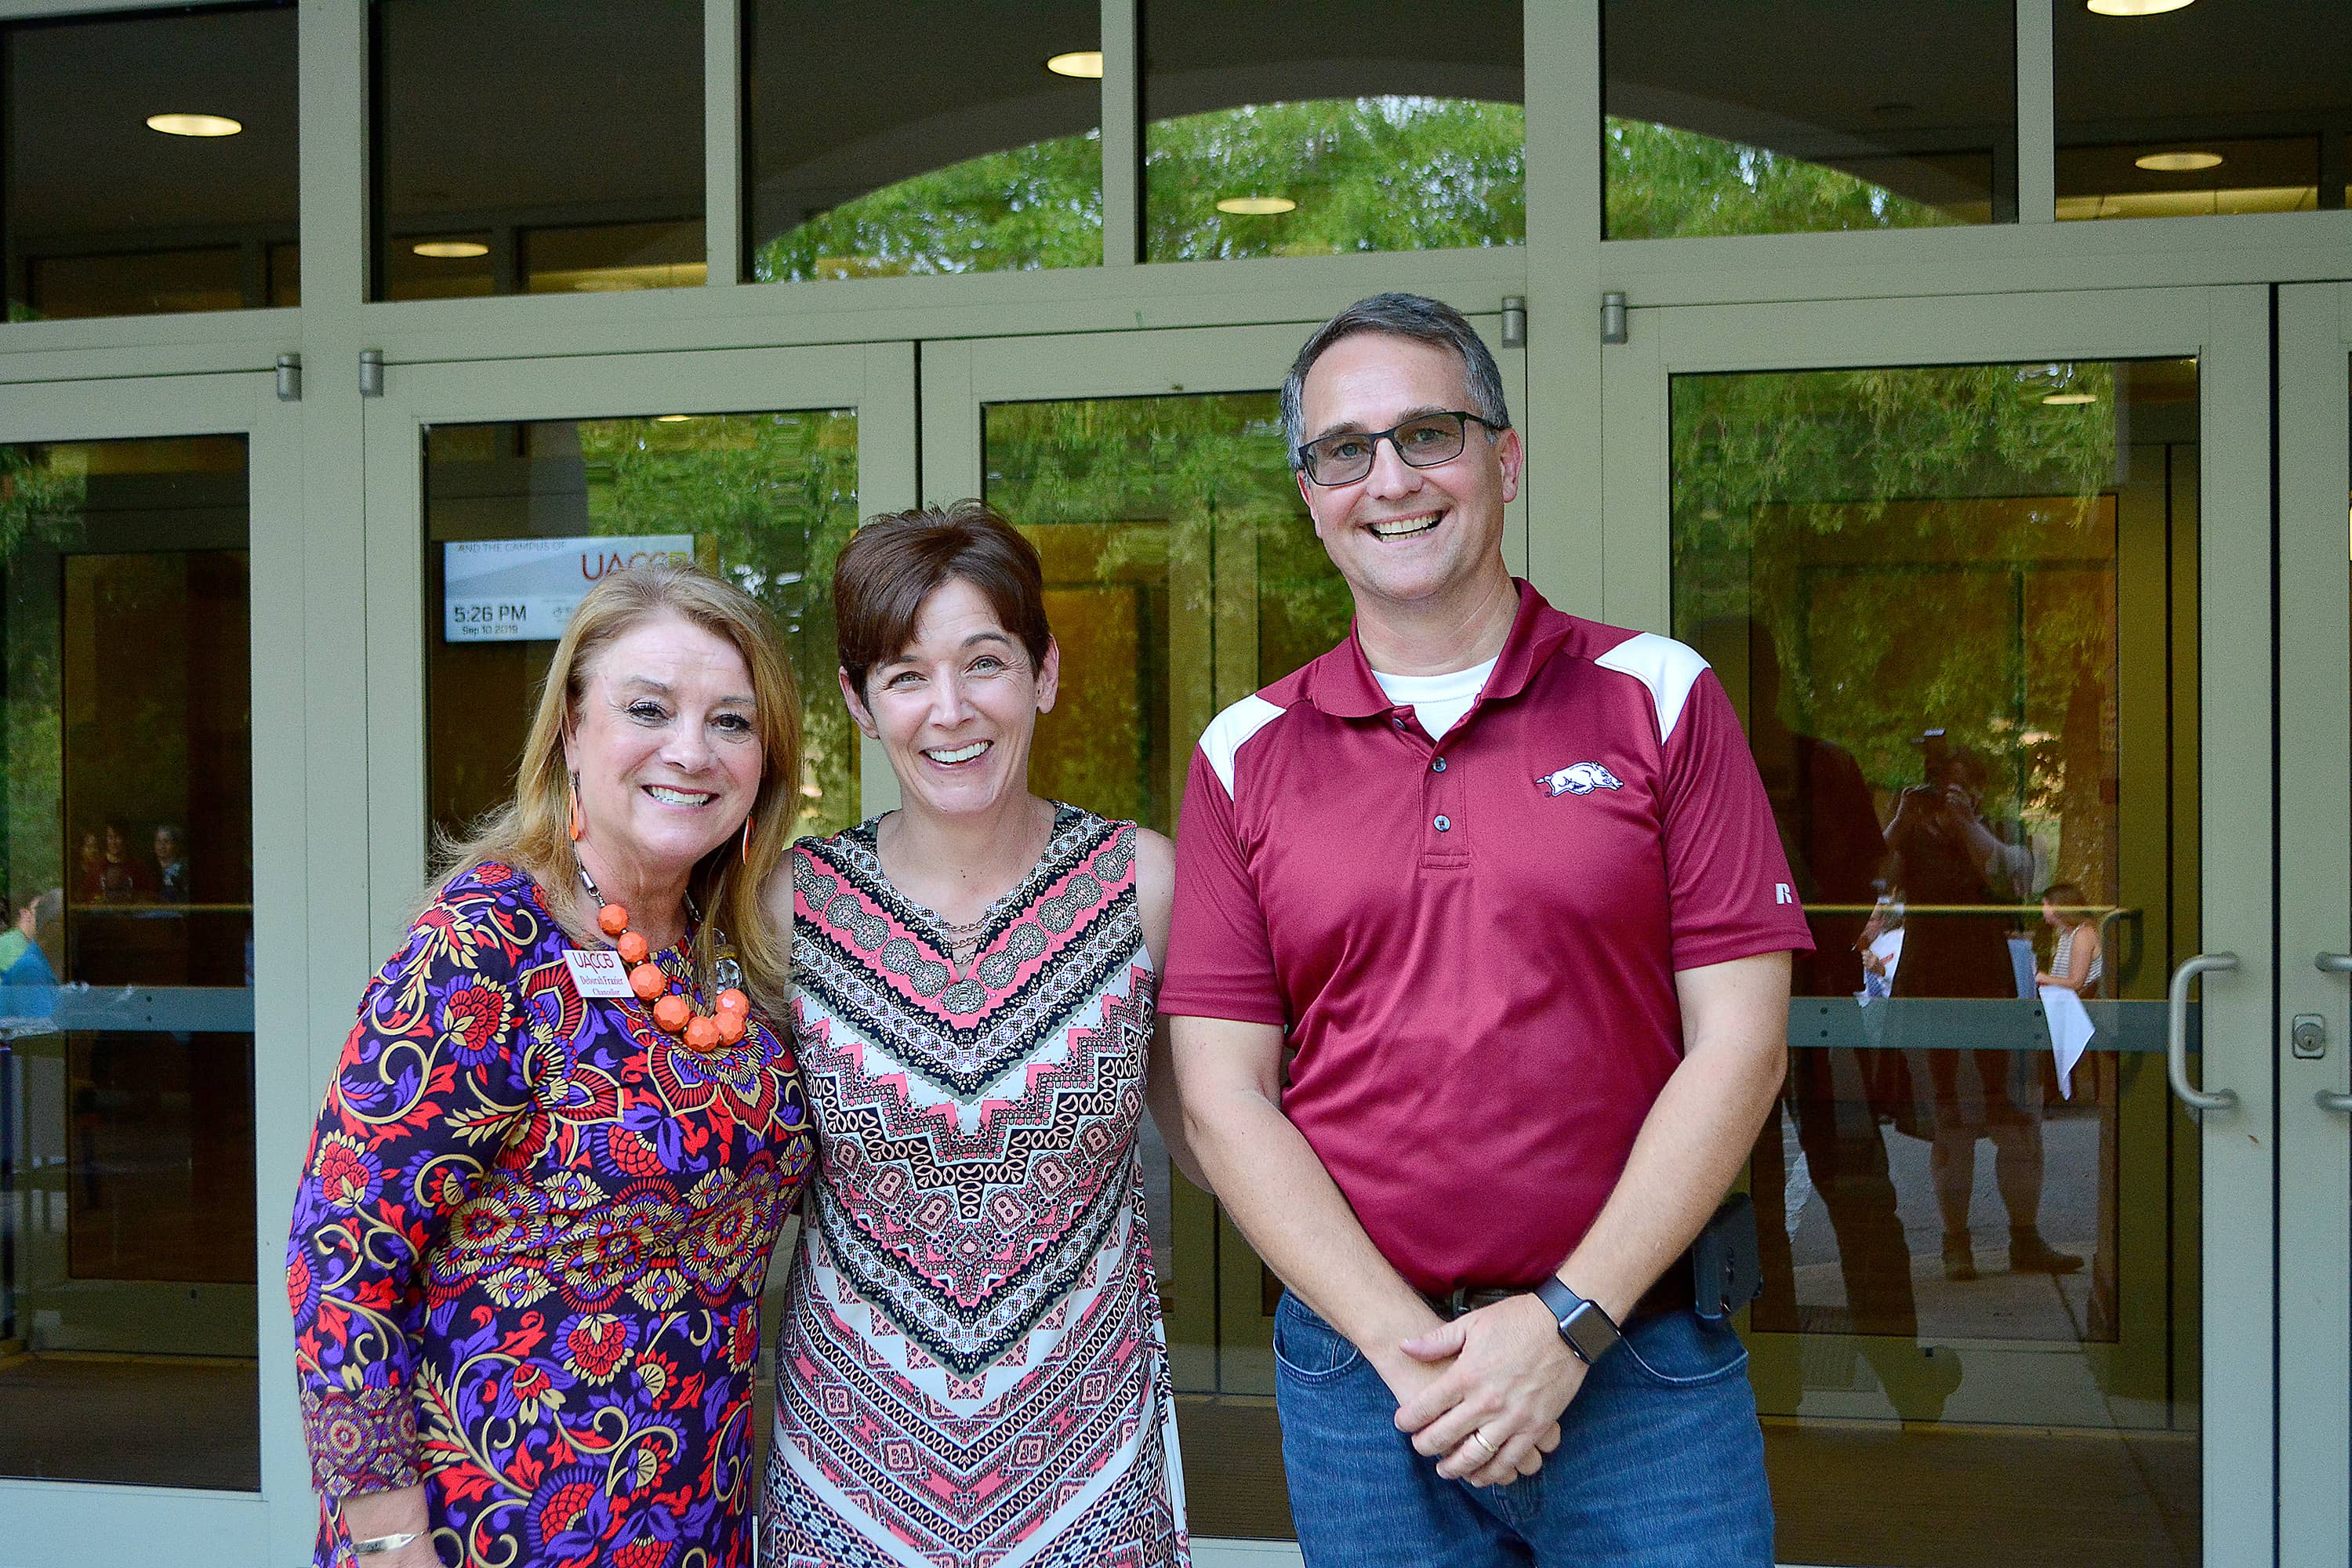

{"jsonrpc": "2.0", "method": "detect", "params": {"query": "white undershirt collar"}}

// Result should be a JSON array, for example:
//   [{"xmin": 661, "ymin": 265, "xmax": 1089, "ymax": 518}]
[{"xmin": 1370, "ymin": 656, "xmax": 1498, "ymax": 741}]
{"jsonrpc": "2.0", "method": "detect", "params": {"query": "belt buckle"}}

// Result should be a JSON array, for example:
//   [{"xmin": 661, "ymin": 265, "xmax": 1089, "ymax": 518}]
[{"xmin": 1439, "ymin": 1286, "xmax": 1473, "ymax": 1320}]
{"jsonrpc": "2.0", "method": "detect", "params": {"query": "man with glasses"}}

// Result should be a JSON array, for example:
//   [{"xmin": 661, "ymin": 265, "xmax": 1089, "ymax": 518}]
[{"xmin": 1163, "ymin": 292, "xmax": 1808, "ymax": 1565}]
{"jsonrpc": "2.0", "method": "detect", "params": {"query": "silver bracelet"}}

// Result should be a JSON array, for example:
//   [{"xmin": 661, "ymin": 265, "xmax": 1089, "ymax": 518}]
[{"xmin": 350, "ymin": 1531, "xmax": 420, "ymax": 1558}]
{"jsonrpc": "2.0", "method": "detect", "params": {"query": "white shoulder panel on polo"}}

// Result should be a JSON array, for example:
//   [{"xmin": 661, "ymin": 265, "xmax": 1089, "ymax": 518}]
[
  {"xmin": 1198, "ymin": 695, "xmax": 1288, "ymax": 797},
  {"xmin": 1592, "ymin": 632, "xmax": 1709, "ymax": 746}
]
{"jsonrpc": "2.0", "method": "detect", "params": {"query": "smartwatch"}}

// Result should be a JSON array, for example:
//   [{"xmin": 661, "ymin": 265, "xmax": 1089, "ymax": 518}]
[{"xmin": 1533, "ymin": 1277, "xmax": 1622, "ymax": 1365}]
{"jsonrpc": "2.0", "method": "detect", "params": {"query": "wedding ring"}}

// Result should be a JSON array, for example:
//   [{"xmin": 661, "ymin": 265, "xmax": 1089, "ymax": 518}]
[{"xmin": 1468, "ymin": 1430, "xmax": 1500, "ymax": 1459}]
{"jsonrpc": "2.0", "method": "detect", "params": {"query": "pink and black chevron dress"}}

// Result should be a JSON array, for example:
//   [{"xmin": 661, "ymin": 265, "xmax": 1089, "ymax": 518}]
[{"xmin": 763, "ymin": 804, "xmax": 1190, "ymax": 1568}]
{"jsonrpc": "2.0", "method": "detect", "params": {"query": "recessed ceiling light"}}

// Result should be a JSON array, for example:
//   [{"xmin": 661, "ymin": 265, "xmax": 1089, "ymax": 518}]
[
  {"xmin": 1045, "ymin": 50, "xmax": 1102, "ymax": 78},
  {"xmin": 654, "ymin": 414, "xmax": 692, "ymax": 423},
  {"xmin": 2086, "ymin": 0, "xmax": 2194, "ymax": 14},
  {"xmin": 2135, "ymin": 150, "xmax": 2223, "ymax": 172},
  {"xmin": 146, "ymin": 112, "xmax": 241, "ymax": 137},
  {"xmin": 1216, "ymin": 195, "xmax": 1297, "ymax": 216},
  {"xmin": 2042, "ymin": 391, "xmax": 2100, "ymax": 405},
  {"xmin": 412, "ymin": 240, "xmax": 490, "ymax": 259}
]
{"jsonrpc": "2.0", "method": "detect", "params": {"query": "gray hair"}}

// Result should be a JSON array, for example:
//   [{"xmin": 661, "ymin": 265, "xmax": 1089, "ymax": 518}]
[{"xmin": 1280, "ymin": 292, "xmax": 1512, "ymax": 469}]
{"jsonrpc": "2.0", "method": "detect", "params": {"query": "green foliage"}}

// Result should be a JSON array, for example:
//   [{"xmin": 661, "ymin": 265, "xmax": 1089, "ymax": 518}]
[
  {"xmin": 986, "ymin": 392, "xmax": 1341, "ymax": 633},
  {"xmin": 1145, "ymin": 97, "xmax": 1524, "ymax": 260},
  {"xmin": 754, "ymin": 96, "xmax": 1988, "ymax": 269},
  {"xmin": 0, "ymin": 445, "xmax": 89, "ymax": 561},
  {"xmin": 754, "ymin": 100, "xmax": 1969, "ymax": 274},
  {"xmin": 1606, "ymin": 118, "xmax": 1969, "ymax": 239},
  {"xmin": 756, "ymin": 131, "xmax": 1105, "ymax": 280},
  {"xmin": 983, "ymin": 394, "xmax": 1349, "ymax": 832},
  {"xmin": 5, "ymin": 698, "xmax": 60, "ymax": 904},
  {"xmin": 754, "ymin": 96, "xmax": 1527, "ymax": 278},
  {"xmin": 1, "ymin": 447, "xmax": 86, "ymax": 904},
  {"xmin": 1671, "ymin": 362, "xmax": 2128, "ymax": 884}
]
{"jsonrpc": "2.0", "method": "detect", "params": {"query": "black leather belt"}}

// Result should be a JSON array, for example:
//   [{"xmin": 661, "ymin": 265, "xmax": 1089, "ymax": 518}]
[{"xmin": 1422, "ymin": 1267, "xmax": 1694, "ymax": 1324}]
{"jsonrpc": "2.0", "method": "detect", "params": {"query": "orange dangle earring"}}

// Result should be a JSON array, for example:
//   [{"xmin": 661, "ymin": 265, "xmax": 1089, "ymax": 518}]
[
  {"xmin": 739, "ymin": 812, "xmax": 753, "ymax": 865},
  {"xmin": 568, "ymin": 774, "xmax": 586, "ymax": 843}
]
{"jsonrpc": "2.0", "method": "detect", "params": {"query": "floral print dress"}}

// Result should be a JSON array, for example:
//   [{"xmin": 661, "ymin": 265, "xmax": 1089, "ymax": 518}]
[{"xmin": 287, "ymin": 862, "xmax": 812, "ymax": 1568}]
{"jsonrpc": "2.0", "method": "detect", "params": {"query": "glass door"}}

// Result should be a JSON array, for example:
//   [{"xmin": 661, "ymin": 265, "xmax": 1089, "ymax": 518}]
[
  {"xmin": 358, "ymin": 339, "xmax": 916, "ymax": 1486},
  {"xmin": 0, "ymin": 370, "xmax": 304, "ymax": 1560},
  {"xmin": 920, "ymin": 319, "xmax": 1527, "ymax": 1551},
  {"xmin": 2278, "ymin": 279, "xmax": 2351, "ymax": 1568},
  {"xmin": 1601, "ymin": 287, "xmax": 2274, "ymax": 1568}
]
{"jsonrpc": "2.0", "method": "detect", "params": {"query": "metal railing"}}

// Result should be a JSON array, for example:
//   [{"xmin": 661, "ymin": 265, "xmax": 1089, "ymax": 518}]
[{"xmin": 1802, "ymin": 902, "xmax": 2141, "ymax": 998}]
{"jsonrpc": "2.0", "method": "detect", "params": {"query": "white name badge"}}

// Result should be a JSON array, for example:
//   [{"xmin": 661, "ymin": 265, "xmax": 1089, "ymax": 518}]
[{"xmin": 564, "ymin": 948, "xmax": 635, "ymax": 999}]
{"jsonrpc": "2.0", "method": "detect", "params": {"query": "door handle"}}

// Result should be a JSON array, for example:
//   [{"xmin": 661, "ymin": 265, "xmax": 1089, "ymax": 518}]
[
  {"xmin": 2316, "ymin": 953, "xmax": 2352, "ymax": 1113},
  {"xmin": 2165, "ymin": 953, "xmax": 2238, "ymax": 1112}
]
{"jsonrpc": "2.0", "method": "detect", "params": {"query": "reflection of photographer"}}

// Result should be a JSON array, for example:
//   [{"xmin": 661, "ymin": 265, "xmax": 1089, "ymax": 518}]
[
  {"xmin": 1885, "ymin": 731, "xmax": 2033, "ymax": 903},
  {"xmin": 1884, "ymin": 731, "xmax": 2075, "ymax": 1281}
]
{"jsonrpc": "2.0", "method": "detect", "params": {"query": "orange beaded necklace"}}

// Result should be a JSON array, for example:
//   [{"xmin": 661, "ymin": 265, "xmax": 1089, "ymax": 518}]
[{"xmin": 576, "ymin": 863, "xmax": 750, "ymax": 1053}]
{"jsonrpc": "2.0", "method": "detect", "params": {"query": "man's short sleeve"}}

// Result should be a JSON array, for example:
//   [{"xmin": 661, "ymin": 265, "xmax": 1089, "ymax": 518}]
[
  {"xmin": 1160, "ymin": 746, "xmax": 1287, "ymax": 1025},
  {"xmin": 1661, "ymin": 668, "xmax": 1816, "ymax": 971}
]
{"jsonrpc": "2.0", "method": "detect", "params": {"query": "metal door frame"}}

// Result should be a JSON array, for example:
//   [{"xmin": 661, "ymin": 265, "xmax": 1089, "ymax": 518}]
[
  {"xmin": 0, "ymin": 370, "xmax": 310, "ymax": 1565},
  {"xmin": 2277, "ymin": 281, "xmax": 2352, "ymax": 1568}
]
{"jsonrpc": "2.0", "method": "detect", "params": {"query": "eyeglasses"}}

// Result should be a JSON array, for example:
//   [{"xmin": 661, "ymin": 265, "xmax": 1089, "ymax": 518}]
[{"xmin": 1295, "ymin": 410, "xmax": 1504, "ymax": 487}]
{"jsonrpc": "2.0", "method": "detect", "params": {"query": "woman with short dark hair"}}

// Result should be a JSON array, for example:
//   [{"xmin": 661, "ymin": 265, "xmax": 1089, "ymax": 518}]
[
  {"xmin": 286, "ymin": 563, "xmax": 814, "ymax": 1568},
  {"xmin": 760, "ymin": 501, "xmax": 1199, "ymax": 1566}
]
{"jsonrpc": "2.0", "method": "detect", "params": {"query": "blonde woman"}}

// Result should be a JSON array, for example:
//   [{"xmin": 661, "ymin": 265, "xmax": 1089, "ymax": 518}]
[{"xmin": 287, "ymin": 564, "xmax": 812, "ymax": 1568}]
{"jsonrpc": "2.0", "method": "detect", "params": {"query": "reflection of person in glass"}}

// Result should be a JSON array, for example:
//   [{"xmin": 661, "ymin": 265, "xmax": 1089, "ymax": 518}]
[
  {"xmin": 2034, "ymin": 881, "xmax": 2103, "ymax": 995},
  {"xmin": 1857, "ymin": 898, "xmax": 1903, "ymax": 998},
  {"xmin": 760, "ymin": 504, "xmax": 1198, "ymax": 1566},
  {"xmin": 0, "ymin": 891, "xmax": 60, "ymax": 1012},
  {"xmin": 1884, "ymin": 735, "xmax": 2080, "ymax": 1280},
  {"xmin": 74, "ymin": 829, "xmax": 104, "ymax": 902},
  {"xmin": 1166, "ymin": 295, "xmax": 1807, "ymax": 1566},
  {"xmin": 93, "ymin": 820, "xmax": 152, "ymax": 902},
  {"xmin": 1738, "ymin": 627, "xmax": 1956, "ymax": 1417},
  {"xmin": 153, "ymin": 823, "xmax": 190, "ymax": 902},
  {"xmin": 285, "ymin": 564, "xmax": 812, "ymax": 1568}
]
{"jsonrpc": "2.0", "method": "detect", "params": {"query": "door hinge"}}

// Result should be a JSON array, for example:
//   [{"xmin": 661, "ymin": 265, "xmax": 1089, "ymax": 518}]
[
  {"xmin": 274, "ymin": 353, "xmax": 301, "ymax": 402},
  {"xmin": 1601, "ymin": 291, "xmax": 1628, "ymax": 345},
  {"xmin": 358, "ymin": 349, "xmax": 386, "ymax": 397},
  {"xmin": 1501, "ymin": 296, "xmax": 1526, "ymax": 348}
]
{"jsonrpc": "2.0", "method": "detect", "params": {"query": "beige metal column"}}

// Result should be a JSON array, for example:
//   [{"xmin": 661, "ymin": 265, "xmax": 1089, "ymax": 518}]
[{"xmin": 2277, "ymin": 279, "xmax": 2352, "ymax": 1568}]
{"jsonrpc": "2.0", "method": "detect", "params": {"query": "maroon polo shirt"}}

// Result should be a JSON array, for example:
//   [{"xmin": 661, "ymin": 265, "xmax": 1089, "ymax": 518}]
[{"xmin": 1160, "ymin": 582, "xmax": 1811, "ymax": 1296}]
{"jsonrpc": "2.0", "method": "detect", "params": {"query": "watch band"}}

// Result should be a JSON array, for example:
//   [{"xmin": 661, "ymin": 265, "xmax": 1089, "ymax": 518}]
[{"xmin": 1532, "ymin": 1276, "xmax": 1623, "ymax": 1364}]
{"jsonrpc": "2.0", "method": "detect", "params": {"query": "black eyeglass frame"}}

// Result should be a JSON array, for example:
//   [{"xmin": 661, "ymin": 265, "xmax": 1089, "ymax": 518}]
[{"xmin": 1294, "ymin": 410, "xmax": 1508, "ymax": 487}]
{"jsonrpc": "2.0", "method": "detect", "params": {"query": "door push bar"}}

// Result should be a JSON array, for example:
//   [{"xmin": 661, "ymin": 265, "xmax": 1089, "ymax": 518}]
[
  {"xmin": 2316, "ymin": 953, "xmax": 2352, "ymax": 1115},
  {"xmin": 2165, "ymin": 953, "xmax": 2238, "ymax": 1114}
]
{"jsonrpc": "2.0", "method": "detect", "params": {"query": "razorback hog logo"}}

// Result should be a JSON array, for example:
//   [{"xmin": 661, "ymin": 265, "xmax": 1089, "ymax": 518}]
[{"xmin": 1537, "ymin": 761, "xmax": 1624, "ymax": 797}]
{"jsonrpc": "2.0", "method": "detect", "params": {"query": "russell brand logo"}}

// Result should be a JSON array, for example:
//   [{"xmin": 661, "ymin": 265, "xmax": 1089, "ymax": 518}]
[{"xmin": 1537, "ymin": 761, "xmax": 1624, "ymax": 797}]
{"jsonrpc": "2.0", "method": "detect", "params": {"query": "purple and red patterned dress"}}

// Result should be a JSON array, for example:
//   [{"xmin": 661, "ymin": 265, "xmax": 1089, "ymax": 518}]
[
  {"xmin": 763, "ymin": 804, "xmax": 1190, "ymax": 1568},
  {"xmin": 287, "ymin": 861, "xmax": 811, "ymax": 1568}
]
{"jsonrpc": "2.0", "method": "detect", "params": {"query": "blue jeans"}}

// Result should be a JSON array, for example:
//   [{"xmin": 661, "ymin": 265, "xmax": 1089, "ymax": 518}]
[{"xmin": 1272, "ymin": 1292, "xmax": 1775, "ymax": 1567}]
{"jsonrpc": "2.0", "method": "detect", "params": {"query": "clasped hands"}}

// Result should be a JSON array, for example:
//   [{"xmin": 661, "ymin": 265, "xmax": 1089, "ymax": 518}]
[{"xmin": 1386, "ymin": 1294, "xmax": 1580, "ymax": 1490}]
